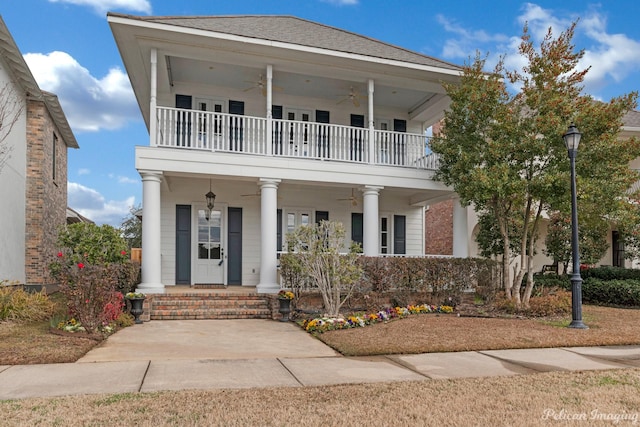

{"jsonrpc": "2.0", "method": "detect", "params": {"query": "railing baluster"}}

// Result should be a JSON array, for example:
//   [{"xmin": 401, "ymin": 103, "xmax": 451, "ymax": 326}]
[{"xmin": 153, "ymin": 106, "xmax": 438, "ymax": 169}]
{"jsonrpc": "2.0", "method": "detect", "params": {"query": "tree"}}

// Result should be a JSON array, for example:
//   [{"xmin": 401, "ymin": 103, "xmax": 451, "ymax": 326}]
[
  {"xmin": 0, "ymin": 83, "xmax": 24, "ymax": 173},
  {"xmin": 282, "ymin": 221, "xmax": 362, "ymax": 317},
  {"xmin": 119, "ymin": 204, "xmax": 142, "ymax": 249},
  {"xmin": 431, "ymin": 22, "xmax": 640, "ymax": 307}
]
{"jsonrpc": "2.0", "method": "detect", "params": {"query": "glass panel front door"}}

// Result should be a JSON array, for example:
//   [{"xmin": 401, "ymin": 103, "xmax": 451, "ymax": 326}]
[{"xmin": 194, "ymin": 208, "xmax": 224, "ymax": 284}]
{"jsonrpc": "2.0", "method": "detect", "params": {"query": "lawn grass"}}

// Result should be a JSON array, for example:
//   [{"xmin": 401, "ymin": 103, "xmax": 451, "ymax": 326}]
[
  {"xmin": 1, "ymin": 302, "xmax": 639, "ymax": 425},
  {"xmin": 1, "ymin": 368, "xmax": 639, "ymax": 426},
  {"xmin": 314, "ymin": 305, "xmax": 640, "ymax": 356}
]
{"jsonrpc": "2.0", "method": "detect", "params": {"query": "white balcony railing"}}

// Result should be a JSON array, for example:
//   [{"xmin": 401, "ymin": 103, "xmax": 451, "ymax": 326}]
[{"xmin": 155, "ymin": 106, "xmax": 438, "ymax": 169}]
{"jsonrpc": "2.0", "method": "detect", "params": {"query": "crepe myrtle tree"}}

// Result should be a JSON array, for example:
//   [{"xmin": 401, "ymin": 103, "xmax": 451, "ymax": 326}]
[
  {"xmin": 431, "ymin": 21, "xmax": 640, "ymax": 307},
  {"xmin": 284, "ymin": 220, "xmax": 362, "ymax": 317}
]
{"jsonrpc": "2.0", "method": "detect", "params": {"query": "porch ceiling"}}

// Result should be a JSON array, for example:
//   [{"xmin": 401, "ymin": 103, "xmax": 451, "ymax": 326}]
[{"xmin": 109, "ymin": 14, "xmax": 460, "ymax": 129}]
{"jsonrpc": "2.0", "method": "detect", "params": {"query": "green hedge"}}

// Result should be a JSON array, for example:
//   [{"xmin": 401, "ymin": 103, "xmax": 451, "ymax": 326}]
[
  {"xmin": 581, "ymin": 278, "xmax": 640, "ymax": 307},
  {"xmin": 532, "ymin": 274, "xmax": 571, "ymax": 290},
  {"xmin": 580, "ymin": 266, "xmax": 640, "ymax": 281},
  {"xmin": 355, "ymin": 256, "xmax": 500, "ymax": 305}
]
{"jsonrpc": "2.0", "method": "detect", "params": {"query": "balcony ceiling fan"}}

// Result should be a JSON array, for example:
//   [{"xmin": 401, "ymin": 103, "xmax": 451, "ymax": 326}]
[
  {"xmin": 337, "ymin": 86, "xmax": 362, "ymax": 108},
  {"xmin": 243, "ymin": 74, "xmax": 283, "ymax": 96},
  {"xmin": 337, "ymin": 188, "xmax": 359, "ymax": 207}
]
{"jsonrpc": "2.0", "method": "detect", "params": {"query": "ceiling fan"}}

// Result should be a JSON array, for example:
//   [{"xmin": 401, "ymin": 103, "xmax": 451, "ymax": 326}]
[
  {"xmin": 337, "ymin": 86, "xmax": 362, "ymax": 108},
  {"xmin": 337, "ymin": 188, "xmax": 359, "ymax": 207},
  {"xmin": 243, "ymin": 74, "xmax": 283, "ymax": 97}
]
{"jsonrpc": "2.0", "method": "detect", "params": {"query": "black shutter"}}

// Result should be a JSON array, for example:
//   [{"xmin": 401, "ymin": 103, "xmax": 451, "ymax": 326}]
[{"xmin": 394, "ymin": 215, "xmax": 406, "ymax": 254}]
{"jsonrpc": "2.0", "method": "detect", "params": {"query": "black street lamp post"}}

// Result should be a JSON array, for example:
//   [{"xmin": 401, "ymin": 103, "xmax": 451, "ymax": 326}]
[{"xmin": 563, "ymin": 123, "xmax": 588, "ymax": 329}]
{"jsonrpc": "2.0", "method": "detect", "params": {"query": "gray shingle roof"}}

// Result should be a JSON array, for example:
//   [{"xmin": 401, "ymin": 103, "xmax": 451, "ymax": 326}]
[
  {"xmin": 108, "ymin": 13, "xmax": 462, "ymax": 72},
  {"xmin": 623, "ymin": 110, "xmax": 640, "ymax": 128}
]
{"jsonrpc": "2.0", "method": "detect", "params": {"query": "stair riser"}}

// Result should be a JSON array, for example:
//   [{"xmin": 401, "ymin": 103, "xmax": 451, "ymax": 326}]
[{"xmin": 148, "ymin": 294, "xmax": 274, "ymax": 320}]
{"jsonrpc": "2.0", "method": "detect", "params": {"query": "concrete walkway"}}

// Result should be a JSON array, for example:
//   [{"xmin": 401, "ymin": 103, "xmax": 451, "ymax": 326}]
[{"xmin": 1, "ymin": 319, "xmax": 639, "ymax": 400}]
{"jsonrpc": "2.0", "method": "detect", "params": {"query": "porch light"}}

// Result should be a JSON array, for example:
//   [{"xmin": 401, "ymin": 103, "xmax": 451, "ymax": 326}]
[{"xmin": 205, "ymin": 179, "xmax": 216, "ymax": 221}]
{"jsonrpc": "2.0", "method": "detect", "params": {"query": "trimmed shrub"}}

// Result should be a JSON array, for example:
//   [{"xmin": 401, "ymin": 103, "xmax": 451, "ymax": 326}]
[
  {"xmin": 581, "ymin": 266, "xmax": 640, "ymax": 281},
  {"xmin": 0, "ymin": 287, "xmax": 55, "ymax": 322},
  {"xmin": 582, "ymin": 278, "xmax": 640, "ymax": 307}
]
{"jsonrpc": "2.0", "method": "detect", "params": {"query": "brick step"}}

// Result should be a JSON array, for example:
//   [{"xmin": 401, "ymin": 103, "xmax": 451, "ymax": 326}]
[
  {"xmin": 150, "ymin": 308, "xmax": 272, "ymax": 320},
  {"xmin": 148, "ymin": 293, "xmax": 274, "ymax": 320},
  {"xmin": 152, "ymin": 300, "xmax": 269, "ymax": 309},
  {"xmin": 154, "ymin": 294, "xmax": 266, "ymax": 301}
]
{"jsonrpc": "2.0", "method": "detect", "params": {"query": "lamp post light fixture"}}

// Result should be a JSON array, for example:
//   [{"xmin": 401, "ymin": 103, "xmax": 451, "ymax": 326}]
[
  {"xmin": 563, "ymin": 123, "xmax": 588, "ymax": 329},
  {"xmin": 205, "ymin": 179, "xmax": 216, "ymax": 221}
]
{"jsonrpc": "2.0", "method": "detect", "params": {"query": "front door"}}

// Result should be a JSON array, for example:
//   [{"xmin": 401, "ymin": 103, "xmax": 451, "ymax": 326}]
[{"xmin": 193, "ymin": 207, "xmax": 225, "ymax": 285}]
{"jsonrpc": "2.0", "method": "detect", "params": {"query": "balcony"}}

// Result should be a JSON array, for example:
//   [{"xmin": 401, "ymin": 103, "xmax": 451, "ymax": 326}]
[{"xmin": 154, "ymin": 107, "xmax": 438, "ymax": 170}]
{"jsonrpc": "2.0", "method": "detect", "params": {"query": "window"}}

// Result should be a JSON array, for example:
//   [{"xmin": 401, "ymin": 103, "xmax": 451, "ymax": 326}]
[
  {"xmin": 197, "ymin": 209, "xmax": 221, "ymax": 260},
  {"xmin": 284, "ymin": 210, "xmax": 310, "ymax": 250},
  {"xmin": 351, "ymin": 213, "xmax": 363, "ymax": 247},
  {"xmin": 380, "ymin": 216, "xmax": 389, "ymax": 254}
]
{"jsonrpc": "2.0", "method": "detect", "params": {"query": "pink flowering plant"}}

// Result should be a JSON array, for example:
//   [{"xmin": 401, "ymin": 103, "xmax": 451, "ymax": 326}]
[{"xmin": 49, "ymin": 223, "xmax": 139, "ymax": 334}]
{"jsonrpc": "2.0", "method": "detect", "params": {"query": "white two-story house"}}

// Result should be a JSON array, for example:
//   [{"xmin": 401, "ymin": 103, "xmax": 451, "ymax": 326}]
[{"xmin": 108, "ymin": 13, "xmax": 468, "ymax": 294}]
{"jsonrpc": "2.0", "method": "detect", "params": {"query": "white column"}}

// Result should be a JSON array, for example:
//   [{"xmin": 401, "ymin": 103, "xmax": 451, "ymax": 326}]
[
  {"xmin": 137, "ymin": 170, "xmax": 165, "ymax": 293},
  {"xmin": 266, "ymin": 64, "xmax": 273, "ymax": 156},
  {"xmin": 367, "ymin": 79, "xmax": 375, "ymax": 164},
  {"xmin": 452, "ymin": 198, "xmax": 469, "ymax": 258},
  {"xmin": 362, "ymin": 185, "xmax": 383, "ymax": 256},
  {"xmin": 256, "ymin": 178, "xmax": 281, "ymax": 294},
  {"xmin": 150, "ymin": 48, "xmax": 157, "ymax": 147}
]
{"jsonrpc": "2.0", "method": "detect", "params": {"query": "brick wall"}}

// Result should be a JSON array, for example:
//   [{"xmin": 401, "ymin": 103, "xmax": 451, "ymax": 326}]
[
  {"xmin": 24, "ymin": 99, "xmax": 68, "ymax": 286},
  {"xmin": 425, "ymin": 199, "xmax": 453, "ymax": 255}
]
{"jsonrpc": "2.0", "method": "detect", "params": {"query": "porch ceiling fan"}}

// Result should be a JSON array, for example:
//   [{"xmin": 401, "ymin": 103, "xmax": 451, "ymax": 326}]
[
  {"xmin": 337, "ymin": 188, "xmax": 359, "ymax": 207},
  {"xmin": 243, "ymin": 74, "xmax": 283, "ymax": 97},
  {"xmin": 337, "ymin": 86, "xmax": 362, "ymax": 108}
]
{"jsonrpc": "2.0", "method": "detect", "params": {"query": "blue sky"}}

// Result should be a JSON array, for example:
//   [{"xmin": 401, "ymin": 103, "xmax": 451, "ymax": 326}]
[{"xmin": 2, "ymin": 0, "xmax": 639, "ymax": 226}]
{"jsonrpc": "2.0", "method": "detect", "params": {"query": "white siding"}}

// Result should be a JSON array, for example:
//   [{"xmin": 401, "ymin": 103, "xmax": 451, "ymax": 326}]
[
  {"xmin": 0, "ymin": 58, "xmax": 27, "ymax": 284},
  {"xmin": 159, "ymin": 177, "xmax": 426, "ymax": 286}
]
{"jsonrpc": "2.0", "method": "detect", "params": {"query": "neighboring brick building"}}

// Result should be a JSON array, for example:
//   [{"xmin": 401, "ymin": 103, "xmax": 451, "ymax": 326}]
[
  {"xmin": 425, "ymin": 199, "xmax": 453, "ymax": 255},
  {"xmin": 0, "ymin": 16, "xmax": 78, "ymax": 288}
]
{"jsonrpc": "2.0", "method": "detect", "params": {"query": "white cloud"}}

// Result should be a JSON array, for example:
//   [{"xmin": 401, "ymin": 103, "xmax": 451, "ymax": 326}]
[
  {"xmin": 320, "ymin": 0, "xmax": 358, "ymax": 5},
  {"xmin": 78, "ymin": 168, "xmax": 90, "ymax": 175},
  {"xmin": 23, "ymin": 51, "xmax": 139, "ymax": 133},
  {"xmin": 118, "ymin": 176, "xmax": 139, "ymax": 184},
  {"xmin": 48, "ymin": 0, "xmax": 151, "ymax": 14},
  {"xmin": 68, "ymin": 182, "xmax": 135, "ymax": 226},
  {"xmin": 436, "ymin": 3, "xmax": 640, "ymax": 99}
]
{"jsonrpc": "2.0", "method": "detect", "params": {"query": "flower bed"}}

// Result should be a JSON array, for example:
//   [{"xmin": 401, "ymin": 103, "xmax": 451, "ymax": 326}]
[{"xmin": 300, "ymin": 303, "xmax": 454, "ymax": 333}]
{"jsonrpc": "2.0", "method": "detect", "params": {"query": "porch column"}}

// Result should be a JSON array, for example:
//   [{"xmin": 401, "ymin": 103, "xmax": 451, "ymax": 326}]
[
  {"xmin": 257, "ymin": 178, "xmax": 281, "ymax": 294},
  {"xmin": 362, "ymin": 185, "xmax": 383, "ymax": 256},
  {"xmin": 266, "ymin": 64, "xmax": 273, "ymax": 156},
  {"xmin": 150, "ymin": 48, "xmax": 157, "ymax": 147},
  {"xmin": 452, "ymin": 197, "xmax": 469, "ymax": 258},
  {"xmin": 137, "ymin": 170, "xmax": 165, "ymax": 293},
  {"xmin": 367, "ymin": 79, "xmax": 375, "ymax": 164}
]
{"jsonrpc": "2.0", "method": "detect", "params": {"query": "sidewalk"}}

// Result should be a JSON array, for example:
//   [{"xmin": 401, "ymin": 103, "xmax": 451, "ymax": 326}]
[{"xmin": 0, "ymin": 320, "xmax": 639, "ymax": 400}]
